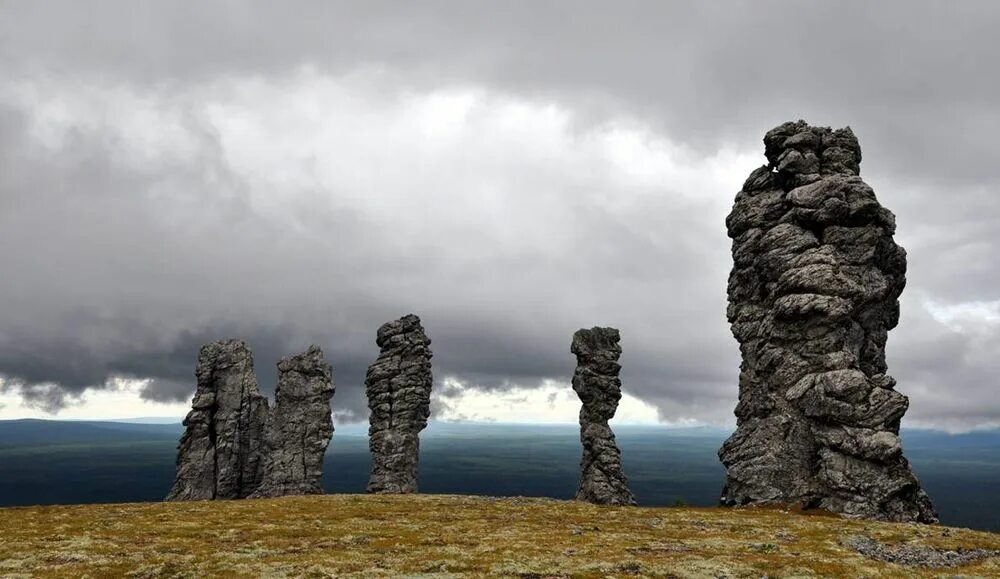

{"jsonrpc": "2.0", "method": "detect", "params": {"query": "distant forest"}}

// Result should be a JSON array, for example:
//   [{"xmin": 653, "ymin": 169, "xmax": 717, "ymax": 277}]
[{"xmin": 0, "ymin": 420, "xmax": 997, "ymax": 532}]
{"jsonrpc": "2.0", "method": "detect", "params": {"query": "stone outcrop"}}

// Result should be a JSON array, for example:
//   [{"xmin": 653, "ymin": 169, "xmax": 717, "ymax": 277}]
[
  {"xmin": 366, "ymin": 314, "xmax": 433, "ymax": 494},
  {"xmin": 250, "ymin": 345, "xmax": 335, "ymax": 498},
  {"xmin": 166, "ymin": 340, "xmax": 269, "ymax": 501},
  {"xmin": 571, "ymin": 327, "xmax": 636, "ymax": 505},
  {"xmin": 718, "ymin": 120, "xmax": 936, "ymax": 522}
]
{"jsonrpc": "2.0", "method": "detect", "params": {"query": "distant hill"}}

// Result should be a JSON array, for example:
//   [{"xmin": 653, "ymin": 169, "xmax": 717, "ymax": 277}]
[{"xmin": 1, "ymin": 494, "xmax": 998, "ymax": 577}]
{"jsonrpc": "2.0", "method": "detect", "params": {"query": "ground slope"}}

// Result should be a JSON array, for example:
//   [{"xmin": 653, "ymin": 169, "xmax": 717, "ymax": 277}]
[{"xmin": 0, "ymin": 494, "xmax": 998, "ymax": 578}]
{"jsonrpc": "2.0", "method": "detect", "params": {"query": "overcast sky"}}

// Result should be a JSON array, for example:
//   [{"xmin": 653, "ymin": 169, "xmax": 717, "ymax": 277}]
[{"xmin": 1, "ymin": 1, "xmax": 998, "ymax": 432}]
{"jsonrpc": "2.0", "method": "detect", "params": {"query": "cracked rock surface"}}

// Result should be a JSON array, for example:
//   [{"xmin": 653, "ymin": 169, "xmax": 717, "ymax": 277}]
[
  {"xmin": 251, "ymin": 345, "xmax": 335, "ymax": 498},
  {"xmin": 166, "ymin": 339, "xmax": 269, "ymax": 501},
  {"xmin": 366, "ymin": 314, "xmax": 433, "ymax": 494},
  {"xmin": 572, "ymin": 327, "xmax": 635, "ymax": 506},
  {"xmin": 718, "ymin": 120, "xmax": 936, "ymax": 522}
]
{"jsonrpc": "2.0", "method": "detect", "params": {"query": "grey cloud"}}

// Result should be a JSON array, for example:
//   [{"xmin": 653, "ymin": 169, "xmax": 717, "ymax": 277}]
[
  {"xmin": 0, "ymin": 85, "xmax": 740, "ymax": 424},
  {"xmin": 137, "ymin": 379, "xmax": 192, "ymax": 404},
  {"xmin": 0, "ymin": 100, "xmax": 375, "ymax": 416},
  {"xmin": 0, "ymin": 2, "xmax": 998, "ymax": 431},
  {"xmin": 889, "ymin": 298, "xmax": 1000, "ymax": 430},
  {"xmin": 5, "ymin": 382, "xmax": 79, "ymax": 414},
  {"xmin": 5, "ymin": 1, "xmax": 997, "ymax": 307},
  {"xmin": 875, "ymin": 177, "xmax": 1000, "ymax": 305},
  {"xmin": 0, "ymin": 305, "xmax": 376, "ymax": 418},
  {"xmin": 3, "ymin": 1, "xmax": 998, "ymax": 184}
]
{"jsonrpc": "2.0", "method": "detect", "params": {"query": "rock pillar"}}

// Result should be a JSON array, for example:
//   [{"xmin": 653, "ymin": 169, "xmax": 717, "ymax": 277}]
[
  {"xmin": 572, "ymin": 327, "xmax": 635, "ymax": 506},
  {"xmin": 719, "ymin": 120, "xmax": 936, "ymax": 522},
  {"xmin": 366, "ymin": 314, "xmax": 433, "ymax": 493},
  {"xmin": 166, "ymin": 340, "xmax": 269, "ymax": 500},
  {"xmin": 251, "ymin": 345, "xmax": 335, "ymax": 498}
]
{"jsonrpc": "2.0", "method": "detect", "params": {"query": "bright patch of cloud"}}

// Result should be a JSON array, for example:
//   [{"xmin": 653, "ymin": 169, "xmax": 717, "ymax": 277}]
[
  {"xmin": 923, "ymin": 298, "xmax": 1000, "ymax": 333},
  {"xmin": 432, "ymin": 377, "xmax": 679, "ymax": 425},
  {"xmin": 0, "ymin": 378, "xmax": 189, "ymax": 421}
]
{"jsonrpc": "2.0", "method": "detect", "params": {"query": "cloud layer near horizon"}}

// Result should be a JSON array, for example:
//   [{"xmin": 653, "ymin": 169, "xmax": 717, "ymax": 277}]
[{"xmin": 1, "ymin": 1, "xmax": 998, "ymax": 431}]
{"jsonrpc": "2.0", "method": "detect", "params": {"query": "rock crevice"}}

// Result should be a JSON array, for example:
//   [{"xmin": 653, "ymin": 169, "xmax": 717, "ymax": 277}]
[{"xmin": 718, "ymin": 120, "xmax": 936, "ymax": 522}]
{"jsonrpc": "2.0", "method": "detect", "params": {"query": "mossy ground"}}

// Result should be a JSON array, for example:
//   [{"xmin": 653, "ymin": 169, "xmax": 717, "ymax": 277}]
[{"xmin": 0, "ymin": 494, "xmax": 997, "ymax": 578}]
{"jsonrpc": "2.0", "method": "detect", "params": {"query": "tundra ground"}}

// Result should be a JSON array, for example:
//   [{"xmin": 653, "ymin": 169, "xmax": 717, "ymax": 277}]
[{"xmin": 1, "ymin": 494, "xmax": 998, "ymax": 578}]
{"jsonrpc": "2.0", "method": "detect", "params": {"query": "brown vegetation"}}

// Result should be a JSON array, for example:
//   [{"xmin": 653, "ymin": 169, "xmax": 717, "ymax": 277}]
[{"xmin": 1, "ymin": 494, "xmax": 997, "ymax": 577}]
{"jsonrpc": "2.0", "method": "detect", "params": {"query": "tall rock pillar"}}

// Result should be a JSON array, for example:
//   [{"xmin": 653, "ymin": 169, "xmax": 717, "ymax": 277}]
[
  {"xmin": 719, "ymin": 120, "xmax": 936, "ymax": 522},
  {"xmin": 251, "ymin": 345, "xmax": 335, "ymax": 498},
  {"xmin": 366, "ymin": 314, "xmax": 433, "ymax": 493},
  {"xmin": 166, "ymin": 339, "xmax": 269, "ymax": 501},
  {"xmin": 572, "ymin": 327, "xmax": 636, "ymax": 505}
]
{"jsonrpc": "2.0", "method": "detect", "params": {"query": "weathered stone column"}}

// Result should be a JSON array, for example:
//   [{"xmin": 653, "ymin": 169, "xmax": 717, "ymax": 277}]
[
  {"xmin": 166, "ymin": 339, "xmax": 269, "ymax": 501},
  {"xmin": 366, "ymin": 314, "xmax": 433, "ymax": 493},
  {"xmin": 250, "ymin": 345, "xmax": 335, "ymax": 498},
  {"xmin": 718, "ymin": 120, "xmax": 936, "ymax": 522},
  {"xmin": 572, "ymin": 327, "xmax": 636, "ymax": 505}
]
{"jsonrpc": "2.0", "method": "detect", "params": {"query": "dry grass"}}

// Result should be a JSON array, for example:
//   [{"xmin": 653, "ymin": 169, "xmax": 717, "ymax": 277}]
[{"xmin": 1, "ymin": 494, "xmax": 998, "ymax": 578}]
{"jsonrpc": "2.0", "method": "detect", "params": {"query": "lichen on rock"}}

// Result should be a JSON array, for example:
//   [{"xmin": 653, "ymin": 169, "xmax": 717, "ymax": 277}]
[
  {"xmin": 366, "ymin": 314, "xmax": 433, "ymax": 494},
  {"xmin": 572, "ymin": 327, "xmax": 635, "ymax": 506},
  {"xmin": 718, "ymin": 120, "xmax": 936, "ymax": 523}
]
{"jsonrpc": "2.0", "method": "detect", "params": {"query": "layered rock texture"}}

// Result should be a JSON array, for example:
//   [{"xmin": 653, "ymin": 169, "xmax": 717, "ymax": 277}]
[
  {"xmin": 572, "ymin": 327, "xmax": 635, "ymax": 506},
  {"xmin": 250, "ymin": 346, "xmax": 335, "ymax": 498},
  {"xmin": 166, "ymin": 340, "xmax": 270, "ymax": 501},
  {"xmin": 167, "ymin": 342, "xmax": 336, "ymax": 501},
  {"xmin": 718, "ymin": 120, "xmax": 936, "ymax": 522},
  {"xmin": 366, "ymin": 314, "xmax": 433, "ymax": 494}
]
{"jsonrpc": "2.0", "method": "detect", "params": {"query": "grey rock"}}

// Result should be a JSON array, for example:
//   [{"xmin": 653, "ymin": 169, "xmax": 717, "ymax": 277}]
[
  {"xmin": 250, "ymin": 345, "xmax": 335, "ymax": 498},
  {"xmin": 571, "ymin": 327, "xmax": 636, "ymax": 506},
  {"xmin": 167, "ymin": 340, "xmax": 337, "ymax": 501},
  {"xmin": 718, "ymin": 120, "xmax": 937, "ymax": 523},
  {"xmin": 845, "ymin": 535, "xmax": 1000, "ymax": 568},
  {"xmin": 166, "ymin": 339, "xmax": 269, "ymax": 501},
  {"xmin": 366, "ymin": 314, "xmax": 433, "ymax": 494}
]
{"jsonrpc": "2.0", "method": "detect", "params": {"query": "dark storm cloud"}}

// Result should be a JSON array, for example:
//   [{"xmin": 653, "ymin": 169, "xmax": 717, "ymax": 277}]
[
  {"xmin": 0, "ymin": 81, "xmax": 736, "ymax": 422},
  {"xmin": 1, "ymin": 1, "xmax": 998, "ymax": 429},
  {"xmin": 0, "ymin": 98, "xmax": 377, "ymax": 416},
  {"xmin": 4, "ymin": 1, "xmax": 998, "ymax": 183}
]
